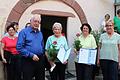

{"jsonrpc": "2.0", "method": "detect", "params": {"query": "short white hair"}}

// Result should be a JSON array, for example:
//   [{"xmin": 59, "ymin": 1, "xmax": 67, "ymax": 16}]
[
  {"xmin": 30, "ymin": 14, "xmax": 41, "ymax": 22},
  {"xmin": 52, "ymin": 22, "xmax": 62, "ymax": 30}
]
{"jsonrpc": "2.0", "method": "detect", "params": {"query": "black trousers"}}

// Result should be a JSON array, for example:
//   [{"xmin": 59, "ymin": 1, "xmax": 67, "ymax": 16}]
[
  {"xmin": 100, "ymin": 59, "xmax": 118, "ymax": 80},
  {"xmin": 22, "ymin": 55, "xmax": 45, "ymax": 80},
  {"xmin": 75, "ymin": 62, "xmax": 93, "ymax": 80},
  {"xmin": 49, "ymin": 62, "xmax": 66, "ymax": 80},
  {"xmin": 5, "ymin": 54, "xmax": 21, "ymax": 80},
  {"xmin": 4, "ymin": 50, "xmax": 21, "ymax": 80}
]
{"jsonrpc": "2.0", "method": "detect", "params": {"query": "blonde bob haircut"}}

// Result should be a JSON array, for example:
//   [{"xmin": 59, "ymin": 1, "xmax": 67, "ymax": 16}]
[
  {"xmin": 105, "ymin": 20, "xmax": 114, "ymax": 26},
  {"xmin": 52, "ymin": 22, "xmax": 62, "ymax": 30}
]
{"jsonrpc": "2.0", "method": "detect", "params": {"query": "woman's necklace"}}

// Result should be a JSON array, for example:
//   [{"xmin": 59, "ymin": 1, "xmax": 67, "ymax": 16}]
[{"xmin": 8, "ymin": 36, "xmax": 15, "ymax": 40}]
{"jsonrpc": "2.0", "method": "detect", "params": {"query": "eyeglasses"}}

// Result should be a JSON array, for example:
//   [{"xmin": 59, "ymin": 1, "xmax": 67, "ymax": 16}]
[{"xmin": 105, "ymin": 25, "xmax": 113, "ymax": 27}]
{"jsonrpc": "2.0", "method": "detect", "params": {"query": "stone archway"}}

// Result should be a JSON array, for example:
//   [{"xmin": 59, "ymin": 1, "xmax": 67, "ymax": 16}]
[{"xmin": 5, "ymin": 0, "xmax": 87, "ymax": 26}]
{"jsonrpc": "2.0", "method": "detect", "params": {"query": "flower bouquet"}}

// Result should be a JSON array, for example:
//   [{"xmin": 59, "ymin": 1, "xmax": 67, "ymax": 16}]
[
  {"xmin": 47, "ymin": 41, "xmax": 58, "ymax": 62},
  {"xmin": 73, "ymin": 33, "xmax": 82, "ymax": 51},
  {"xmin": 47, "ymin": 41, "xmax": 58, "ymax": 71}
]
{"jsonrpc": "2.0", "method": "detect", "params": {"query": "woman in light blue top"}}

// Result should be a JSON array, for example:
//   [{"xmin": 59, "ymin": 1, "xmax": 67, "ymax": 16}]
[
  {"xmin": 45, "ymin": 22, "xmax": 68, "ymax": 80},
  {"xmin": 98, "ymin": 20, "xmax": 120, "ymax": 80}
]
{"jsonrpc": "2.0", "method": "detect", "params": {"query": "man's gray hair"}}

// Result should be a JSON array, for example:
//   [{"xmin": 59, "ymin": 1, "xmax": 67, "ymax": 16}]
[{"xmin": 30, "ymin": 14, "xmax": 41, "ymax": 22}]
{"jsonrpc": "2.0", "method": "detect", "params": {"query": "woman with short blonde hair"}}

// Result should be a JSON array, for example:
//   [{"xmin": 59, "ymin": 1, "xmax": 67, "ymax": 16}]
[{"xmin": 98, "ymin": 20, "xmax": 120, "ymax": 80}]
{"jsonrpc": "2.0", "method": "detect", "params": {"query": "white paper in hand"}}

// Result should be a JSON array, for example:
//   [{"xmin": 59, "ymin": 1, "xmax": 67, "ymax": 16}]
[
  {"xmin": 78, "ymin": 48, "xmax": 97, "ymax": 65},
  {"xmin": 63, "ymin": 48, "xmax": 71, "ymax": 62},
  {"xmin": 78, "ymin": 48, "xmax": 89, "ymax": 64},
  {"xmin": 57, "ymin": 45, "xmax": 71, "ymax": 63},
  {"xmin": 57, "ymin": 46, "xmax": 65, "ymax": 63},
  {"xmin": 88, "ymin": 49, "xmax": 97, "ymax": 64}
]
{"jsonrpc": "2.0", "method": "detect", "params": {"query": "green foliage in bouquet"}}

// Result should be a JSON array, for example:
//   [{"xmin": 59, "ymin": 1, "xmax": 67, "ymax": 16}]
[
  {"xmin": 73, "ymin": 33, "xmax": 82, "ymax": 51},
  {"xmin": 47, "ymin": 41, "xmax": 58, "ymax": 61},
  {"xmin": 74, "ymin": 39, "xmax": 82, "ymax": 51}
]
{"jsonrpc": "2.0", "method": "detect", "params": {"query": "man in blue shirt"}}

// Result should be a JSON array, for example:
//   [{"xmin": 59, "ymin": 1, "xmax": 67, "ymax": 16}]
[{"xmin": 16, "ymin": 14, "xmax": 45, "ymax": 80}]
